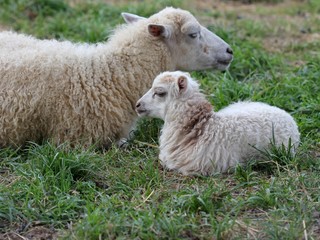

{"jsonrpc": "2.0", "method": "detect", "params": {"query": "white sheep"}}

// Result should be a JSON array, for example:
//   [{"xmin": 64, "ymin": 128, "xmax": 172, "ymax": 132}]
[
  {"xmin": 0, "ymin": 7, "xmax": 233, "ymax": 148},
  {"xmin": 136, "ymin": 71, "xmax": 300, "ymax": 175}
]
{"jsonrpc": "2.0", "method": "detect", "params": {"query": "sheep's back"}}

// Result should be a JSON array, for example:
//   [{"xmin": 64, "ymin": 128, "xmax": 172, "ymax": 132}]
[{"xmin": 0, "ymin": 32, "xmax": 100, "ymax": 146}]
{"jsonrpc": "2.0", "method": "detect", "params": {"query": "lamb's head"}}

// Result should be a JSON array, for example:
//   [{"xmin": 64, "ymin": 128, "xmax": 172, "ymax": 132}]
[
  {"xmin": 122, "ymin": 7, "xmax": 233, "ymax": 71},
  {"xmin": 136, "ymin": 71, "xmax": 199, "ymax": 120}
]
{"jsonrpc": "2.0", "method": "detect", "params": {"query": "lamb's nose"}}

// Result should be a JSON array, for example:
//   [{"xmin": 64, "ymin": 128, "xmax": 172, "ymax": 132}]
[
  {"xmin": 226, "ymin": 47, "xmax": 233, "ymax": 55},
  {"xmin": 136, "ymin": 102, "xmax": 141, "ymax": 108}
]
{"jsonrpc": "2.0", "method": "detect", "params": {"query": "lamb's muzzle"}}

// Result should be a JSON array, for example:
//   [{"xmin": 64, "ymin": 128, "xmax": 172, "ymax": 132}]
[{"xmin": 135, "ymin": 102, "xmax": 147, "ymax": 115}]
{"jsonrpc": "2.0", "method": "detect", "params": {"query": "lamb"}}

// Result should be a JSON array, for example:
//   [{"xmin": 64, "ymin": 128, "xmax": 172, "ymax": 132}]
[
  {"xmin": 0, "ymin": 7, "xmax": 233, "ymax": 148},
  {"xmin": 135, "ymin": 71, "xmax": 300, "ymax": 175}
]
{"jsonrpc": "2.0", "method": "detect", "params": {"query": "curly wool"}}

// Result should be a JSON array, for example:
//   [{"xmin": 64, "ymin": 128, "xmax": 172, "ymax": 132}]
[
  {"xmin": 136, "ymin": 71, "xmax": 300, "ymax": 175},
  {"xmin": 1, "ymin": 8, "xmax": 217, "ymax": 148},
  {"xmin": 0, "ymin": 30, "xmax": 164, "ymax": 147},
  {"xmin": 161, "ymin": 101, "xmax": 300, "ymax": 175}
]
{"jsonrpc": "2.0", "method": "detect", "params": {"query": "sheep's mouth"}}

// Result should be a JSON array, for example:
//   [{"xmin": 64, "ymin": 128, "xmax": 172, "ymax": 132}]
[
  {"xmin": 217, "ymin": 59, "xmax": 232, "ymax": 65},
  {"xmin": 216, "ymin": 59, "xmax": 233, "ymax": 70}
]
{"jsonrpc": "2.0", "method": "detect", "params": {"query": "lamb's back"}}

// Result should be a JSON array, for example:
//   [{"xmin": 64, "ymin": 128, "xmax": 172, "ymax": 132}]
[{"xmin": 216, "ymin": 101, "xmax": 300, "ymax": 150}]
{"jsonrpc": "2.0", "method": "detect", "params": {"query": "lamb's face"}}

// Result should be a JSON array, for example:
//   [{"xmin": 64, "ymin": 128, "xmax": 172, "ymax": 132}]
[
  {"xmin": 136, "ymin": 71, "xmax": 196, "ymax": 120},
  {"xmin": 151, "ymin": 8, "xmax": 233, "ymax": 71}
]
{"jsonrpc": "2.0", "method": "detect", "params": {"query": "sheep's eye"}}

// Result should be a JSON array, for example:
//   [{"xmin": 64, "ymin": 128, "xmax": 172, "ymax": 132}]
[{"xmin": 188, "ymin": 33, "xmax": 198, "ymax": 39}]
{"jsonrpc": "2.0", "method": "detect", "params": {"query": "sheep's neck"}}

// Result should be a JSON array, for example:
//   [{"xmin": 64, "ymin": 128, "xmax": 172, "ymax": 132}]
[
  {"xmin": 94, "ymin": 33, "xmax": 174, "ymax": 110},
  {"xmin": 98, "ymin": 19, "xmax": 176, "ymax": 80}
]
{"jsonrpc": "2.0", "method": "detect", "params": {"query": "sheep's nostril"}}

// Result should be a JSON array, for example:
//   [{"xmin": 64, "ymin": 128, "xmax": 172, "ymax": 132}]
[
  {"xmin": 136, "ymin": 102, "xmax": 141, "ymax": 108},
  {"xmin": 226, "ymin": 47, "xmax": 233, "ymax": 55}
]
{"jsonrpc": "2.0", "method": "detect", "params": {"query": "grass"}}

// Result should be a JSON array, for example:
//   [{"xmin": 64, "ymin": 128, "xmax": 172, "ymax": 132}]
[{"xmin": 0, "ymin": 0, "xmax": 320, "ymax": 239}]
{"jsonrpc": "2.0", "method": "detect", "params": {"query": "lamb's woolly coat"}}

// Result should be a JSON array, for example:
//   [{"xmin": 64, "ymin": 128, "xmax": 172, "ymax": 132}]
[
  {"xmin": 0, "ymin": 8, "xmax": 232, "ymax": 148},
  {"xmin": 136, "ymin": 71, "xmax": 300, "ymax": 175}
]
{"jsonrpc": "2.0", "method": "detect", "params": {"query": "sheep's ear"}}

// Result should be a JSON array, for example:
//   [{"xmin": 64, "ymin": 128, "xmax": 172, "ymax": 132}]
[
  {"xmin": 177, "ymin": 76, "xmax": 188, "ymax": 93},
  {"xmin": 121, "ymin": 12, "xmax": 146, "ymax": 24},
  {"xmin": 148, "ymin": 24, "xmax": 170, "ymax": 38}
]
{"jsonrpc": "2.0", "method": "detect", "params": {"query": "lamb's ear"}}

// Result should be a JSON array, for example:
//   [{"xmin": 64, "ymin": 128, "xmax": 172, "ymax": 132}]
[
  {"xmin": 148, "ymin": 24, "xmax": 171, "ymax": 38},
  {"xmin": 121, "ymin": 12, "xmax": 146, "ymax": 24},
  {"xmin": 177, "ymin": 76, "xmax": 188, "ymax": 93}
]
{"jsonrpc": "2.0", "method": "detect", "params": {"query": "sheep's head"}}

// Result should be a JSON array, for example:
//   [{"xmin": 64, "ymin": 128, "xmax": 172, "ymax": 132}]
[
  {"xmin": 136, "ymin": 71, "xmax": 199, "ymax": 120},
  {"xmin": 122, "ymin": 7, "xmax": 233, "ymax": 71}
]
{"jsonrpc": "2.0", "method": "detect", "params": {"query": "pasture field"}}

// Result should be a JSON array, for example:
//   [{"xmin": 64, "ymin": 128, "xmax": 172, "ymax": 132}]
[{"xmin": 0, "ymin": 0, "xmax": 319, "ymax": 239}]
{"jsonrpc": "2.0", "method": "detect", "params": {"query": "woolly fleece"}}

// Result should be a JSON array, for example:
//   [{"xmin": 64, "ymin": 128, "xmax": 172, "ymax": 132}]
[
  {"xmin": 0, "ymin": 8, "xmax": 232, "ymax": 148},
  {"xmin": 136, "ymin": 71, "xmax": 300, "ymax": 175}
]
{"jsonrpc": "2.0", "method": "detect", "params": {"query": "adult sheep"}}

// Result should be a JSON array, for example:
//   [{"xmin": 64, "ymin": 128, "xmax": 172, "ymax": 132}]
[
  {"xmin": 136, "ymin": 71, "xmax": 300, "ymax": 176},
  {"xmin": 0, "ymin": 7, "xmax": 233, "ymax": 148}
]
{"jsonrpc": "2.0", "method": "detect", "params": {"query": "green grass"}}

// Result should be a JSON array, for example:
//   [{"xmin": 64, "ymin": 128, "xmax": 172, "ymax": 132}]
[{"xmin": 0, "ymin": 0, "xmax": 320, "ymax": 239}]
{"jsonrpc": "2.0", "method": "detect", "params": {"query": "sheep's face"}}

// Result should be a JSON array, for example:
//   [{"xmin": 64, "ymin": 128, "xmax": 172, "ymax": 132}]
[
  {"xmin": 167, "ymin": 21, "xmax": 233, "ymax": 71},
  {"xmin": 123, "ymin": 8, "xmax": 233, "ymax": 71},
  {"xmin": 136, "ymin": 71, "xmax": 197, "ymax": 120}
]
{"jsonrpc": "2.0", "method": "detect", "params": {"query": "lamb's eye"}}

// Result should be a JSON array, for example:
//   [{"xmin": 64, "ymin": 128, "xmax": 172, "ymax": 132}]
[
  {"xmin": 155, "ymin": 92, "xmax": 167, "ymax": 97},
  {"xmin": 188, "ymin": 33, "xmax": 198, "ymax": 39}
]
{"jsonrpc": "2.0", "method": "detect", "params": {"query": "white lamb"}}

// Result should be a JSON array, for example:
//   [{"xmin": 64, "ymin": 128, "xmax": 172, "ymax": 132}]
[
  {"xmin": 136, "ymin": 71, "xmax": 300, "ymax": 175},
  {"xmin": 0, "ymin": 7, "xmax": 233, "ymax": 148}
]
